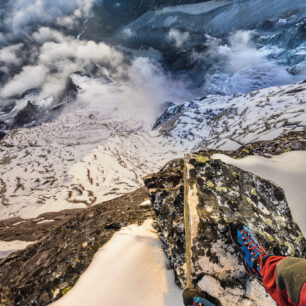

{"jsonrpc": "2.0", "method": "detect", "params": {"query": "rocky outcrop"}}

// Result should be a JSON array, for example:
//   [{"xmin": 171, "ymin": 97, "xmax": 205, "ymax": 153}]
[
  {"xmin": 0, "ymin": 188, "xmax": 153, "ymax": 306},
  {"xmin": 226, "ymin": 130, "xmax": 306, "ymax": 159},
  {"xmin": 12, "ymin": 101, "xmax": 41, "ymax": 128},
  {"xmin": 0, "ymin": 77, "xmax": 78, "ymax": 139},
  {"xmin": 195, "ymin": 130, "xmax": 306, "ymax": 159},
  {"xmin": 144, "ymin": 134, "xmax": 306, "ymax": 305},
  {"xmin": 183, "ymin": 154, "xmax": 305, "ymax": 304},
  {"xmin": 144, "ymin": 159, "xmax": 186, "ymax": 287}
]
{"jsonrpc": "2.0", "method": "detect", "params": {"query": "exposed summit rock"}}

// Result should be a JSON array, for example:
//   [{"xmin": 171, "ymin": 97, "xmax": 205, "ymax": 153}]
[
  {"xmin": 144, "ymin": 158, "xmax": 186, "ymax": 287},
  {"xmin": 144, "ymin": 137, "xmax": 306, "ymax": 305},
  {"xmin": 183, "ymin": 154, "xmax": 305, "ymax": 304}
]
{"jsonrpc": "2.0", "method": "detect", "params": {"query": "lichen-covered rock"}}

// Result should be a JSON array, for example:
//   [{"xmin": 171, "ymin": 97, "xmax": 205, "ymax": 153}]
[
  {"xmin": 227, "ymin": 130, "xmax": 306, "ymax": 159},
  {"xmin": 144, "ymin": 159, "xmax": 186, "ymax": 287},
  {"xmin": 195, "ymin": 130, "xmax": 306, "ymax": 160},
  {"xmin": 184, "ymin": 153, "xmax": 306, "ymax": 304},
  {"xmin": 145, "ymin": 149, "xmax": 306, "ymax": 305}
]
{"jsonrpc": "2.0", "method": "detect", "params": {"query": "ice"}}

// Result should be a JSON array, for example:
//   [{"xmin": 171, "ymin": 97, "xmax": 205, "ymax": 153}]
[{"xmin": 158, "ymin": 1, "xmax": 231, "ymax": 16}]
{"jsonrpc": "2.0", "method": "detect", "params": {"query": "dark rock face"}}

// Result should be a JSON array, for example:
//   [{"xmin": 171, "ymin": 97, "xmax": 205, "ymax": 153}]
[
  {"xmin": 0, "ymin": 188, "xmax": 153, "ymax": 306},
  {"xmin": 0, "ymin": 77, "xmax": 79, "ymax": 136},
  {"xmin": 0, "ymin": 131, "xmax": 5, "ymax": 141},
  {"xmin": 144, "ymin": 159, "xmax": 186, "ymax": 287},
  {"xmin": 144, "ymin": 134, "xmax": 306, "ymax": 305},
  {"xmin": 227, "ymin": 131, "xmax": 306, "ymax": 158},
  {"xmin": 13, "ymin": 101, "xmax": 41, "ymax": 128}
]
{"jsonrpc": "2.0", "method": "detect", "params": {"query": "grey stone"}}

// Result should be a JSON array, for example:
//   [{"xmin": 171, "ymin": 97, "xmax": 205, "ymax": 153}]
[{"xmin": 145, "ymin": 137, "xmax": 306, "ymax": 304}]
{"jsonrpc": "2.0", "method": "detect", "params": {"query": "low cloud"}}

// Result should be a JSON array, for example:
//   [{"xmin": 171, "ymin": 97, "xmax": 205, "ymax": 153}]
[
  {"xmin": 32, "ymin": 27, "xmax": 66, "ymax": 44},
  {"xmin": 202, "ymin": 30, "xmax": 293, "ymax": 94},
  {"xmin": 1, "ymin": 65, "xmax": 48, "ymax": 98},
  {"xmin": 168, "ymin": 29, "xmax": 190, "ymax": 48},
  {"xmin": 0, "ymin": 27, "xmax": 192, "ymax": 124},
  {"xmin": 1, "ymin": 0, "xmax": 94, "ymax": 42},
  {"xmin": 0, "ymin": 3, "xmax": 194, "ymax": 125},
  {"xmin": 76, "ymin": 57, "xmax": 190, "ymax": 124},
  {"xmin": 0, "ymin": 43, "xmax": 23, "ymax": 65}
]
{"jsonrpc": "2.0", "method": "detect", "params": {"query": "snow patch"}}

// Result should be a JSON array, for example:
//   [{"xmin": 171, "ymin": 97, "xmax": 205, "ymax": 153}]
[
  {"xmin": 139, "ymin": 199, "xmax": 151, "ymax": 207},
  {"xmin": 0, "ymin": 240, "xmax": 36, "ymax": 259},
  {"xmin": 52, "ymin": 220, "xmax": 183, "ymax": 306}
]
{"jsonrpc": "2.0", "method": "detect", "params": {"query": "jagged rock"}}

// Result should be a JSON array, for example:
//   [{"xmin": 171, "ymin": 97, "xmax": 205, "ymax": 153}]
[
  {"xmin": 144, "ymin": 159, "xmax": 186, "ymax": 287},
  {"xmin": 13, "ymin": 101, "xmax": 41, "ymax": 128},
  {"xmin": 184, "ymin": 154, "xmax": 305, "ymax": 304},
  {"xmin": 145, "ymin": 151, "xmax": 306, "ymax": 305},
  {"xmin": 227, "ymin": 131, "xmax": 306, "ymax": 159},
  {"xmin": 196, "ymin": 131, "xmax": 306, "ymax": 159},
  {"xmin": 0, "ymin": 188, "xmax": 153, "ymax": 306},
  {"xmin": 0, "ymin": 131, "xmax": 5, "ymax": 141}
]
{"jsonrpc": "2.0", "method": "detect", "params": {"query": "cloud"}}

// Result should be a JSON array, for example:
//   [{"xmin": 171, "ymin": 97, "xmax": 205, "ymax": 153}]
[
  {"xmin": 3, "ymin": 0, "xmax": 94, "ymax": 40},
  {"xmin": 32, "ymin": 27, "xmax": 66, "ymax": 44},
  {"xmin": 168, "ymin": 29, "xmax": 190, "ymax": 48},
  {"xmin": 203, "ymin": 30, "xmax": 293, "ymax": 94},
  {"xmin": 76, "ymin": 57, "xmax": 190, "ymax": 125},
  {"xmin": 37, "ymin": 36, "xmax": 124, "ymax": 75},
  {"xmin": 218, "ymin": 30, "xmax": 264, "ymax": 73},
  {"xmin": 1, "ymin": 65, "xmax": 48, "ymax": 98},
  {"xmin": 0, "ymin": 43, "xmax": 23, "ymax": 65},
  {"xmin": 0, "ymin": 2, "xmax": 194, "ymax": 125},
  {"xmin": 1, "ymin": 32, "xmax": 125, "ymax": 100}
]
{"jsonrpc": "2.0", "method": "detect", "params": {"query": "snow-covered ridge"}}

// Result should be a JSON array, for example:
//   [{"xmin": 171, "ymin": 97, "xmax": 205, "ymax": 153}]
[
  {"xmin": 156, "ymin": 82, "xmax": 306, "ymax": 150},
  {"xmin": 0, "ymin": 82, "xmax": 305, "ymax": 220}
]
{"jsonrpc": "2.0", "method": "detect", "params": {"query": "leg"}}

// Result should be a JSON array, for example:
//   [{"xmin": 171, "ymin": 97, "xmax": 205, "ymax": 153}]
[
  {"xmin": 261, "ymin": 256, "xmax": 306, "ymax": 306},
  {"xmin": 229, "ymin": 223, "xmax": 306, "ymax": 305}
]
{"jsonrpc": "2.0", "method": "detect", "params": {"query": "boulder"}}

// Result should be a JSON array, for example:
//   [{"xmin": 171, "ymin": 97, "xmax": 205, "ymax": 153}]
[{"xmin": 144, "ymin": 152, "xmax": 306, "ymax": 305}]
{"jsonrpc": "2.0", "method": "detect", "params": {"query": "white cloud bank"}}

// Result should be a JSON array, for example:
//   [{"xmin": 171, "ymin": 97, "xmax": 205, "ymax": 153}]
[
  {"xmin": 0, "ymin": 27, "xmax": 191, "ymax": 124},
  {"xmin": 0, "ymin": 43, "xmax": 23, "ymax": 66},
  {"xmin": 1, "ymin": 65, "xmax": 48, "ymax": 98},
  {"xmin": 2, "ymin": 0, "xmax": 95, "ymax": 41},
  {"xmin": 168, "ymin": 28, "xmax": 190, "ymax": 47}
]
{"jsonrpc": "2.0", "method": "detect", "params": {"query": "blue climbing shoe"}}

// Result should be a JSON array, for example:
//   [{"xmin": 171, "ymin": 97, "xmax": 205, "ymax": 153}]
[
  {"xmin": 229, "ymin": 222, "xmax": 270, "ymax": 281},
  {"xmin": 183, "ymin": 288, "xmax": 221, "ymax": 306}
]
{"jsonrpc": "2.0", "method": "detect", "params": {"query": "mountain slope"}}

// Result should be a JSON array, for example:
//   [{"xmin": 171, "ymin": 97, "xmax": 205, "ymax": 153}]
[{"xmin": 0, "ymin": 82, "xmax": 305, "ymax": 220}]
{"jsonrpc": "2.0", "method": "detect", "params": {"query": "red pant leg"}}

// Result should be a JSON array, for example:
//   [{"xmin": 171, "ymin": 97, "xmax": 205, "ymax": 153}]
[
  {"xmin": 261, "ymin": 256, "xmax": 296, "ymax": 306},
  {"xmin": 300, "ymin": 283, "xmax": 306, "ymax": 306}
]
